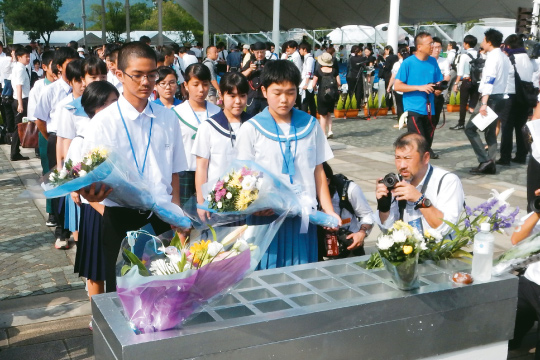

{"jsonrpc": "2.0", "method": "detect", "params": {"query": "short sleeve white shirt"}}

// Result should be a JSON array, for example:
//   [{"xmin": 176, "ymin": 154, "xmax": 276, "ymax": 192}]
[
  {"xmin": 27, "ymin": 78, "xmax": 51, "ymax": 120},
  {"xmin": 56, "ymin": 97, "xmax": 90, "ymax": 140},
  {"xmin": 375, "ymin": 165, "xmax": 465, "ymax": 236},
  {"xmin": 391, "ymin": 60, "xmax": 403, "ymax": 95},
  {"xmin": 456, "ymin": 49, "xmax": 478, "ymax": 78},
  {"xmin": 290, "ymin": 51, "xmax": 303, "ymax": 74},
  {"xmin": 81, "ymin": 95, "xmax": 189, "ymax": 207},
  {"xmin": 331, "ymin": 182, "xmax": 375, "ymax": 233},
  {"xmin": 436, "ymin": 57, "xmax": 451, "ymax": 78},
  {"xmin": 235, "ymin": 117, "xmax": 333, "ymax": 200},
  {"xmin": 172, "ymin": 101, "xmax": 221, "ymax": 171},
  {"xmin": 107, "ymin": 71, "xmax": 120, "ymax": 87},
  {"xmin": 192, "ymin": 119, "xmax": 242, "ymax": 181},
  {"xmin": 181, "ymin": 54, "xmax": 198, "ymax": 72},
  {"xmin": 34, "ymin": 78, "xmax": 71, "ymax": 133},
  {"xmin": 11, "ymin": 62, "xmax": 31, "ymax": 99}
]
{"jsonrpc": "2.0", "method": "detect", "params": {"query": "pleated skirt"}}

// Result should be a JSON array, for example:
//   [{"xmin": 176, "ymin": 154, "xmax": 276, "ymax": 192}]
[
  {"xmin": 63, "ymin": 195, "xmax": 80, "ymax": 232},
  {"xmin": 251, "ymin": 216, "xmax": 318, "ymax": 270},
  {"xmin": 74, "ymin": 203, "xmax": 106, "ymax": 281}
]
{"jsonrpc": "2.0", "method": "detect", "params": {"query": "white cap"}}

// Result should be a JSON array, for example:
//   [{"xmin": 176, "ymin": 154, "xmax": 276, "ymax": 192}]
[
  {"xmin": 77, "ymin": 47, "xmax": 84, "ymax": 52},
  {"xmin": 480, "ymin": 223, "xmax": 490, "ymax": 232}
]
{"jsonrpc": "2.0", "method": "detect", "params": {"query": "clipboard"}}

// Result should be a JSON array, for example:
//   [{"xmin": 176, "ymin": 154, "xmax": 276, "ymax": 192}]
[{"xmin": 471, "ymin": 106, "xmax": 498, "ymax": 131}]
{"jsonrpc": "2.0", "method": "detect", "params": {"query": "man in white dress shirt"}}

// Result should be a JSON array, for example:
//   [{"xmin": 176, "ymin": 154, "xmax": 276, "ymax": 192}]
[
  {"xmin": 375, "ymin": 133, "xmax": 464, "ymax": 237},
  {"xmin": 10, "ymin": 46, "xmax": 31, "ymax": 161}
]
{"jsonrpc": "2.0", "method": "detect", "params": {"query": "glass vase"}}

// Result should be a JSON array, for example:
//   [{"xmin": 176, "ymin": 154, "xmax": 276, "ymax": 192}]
[{"xmin": 381, "ymin": 252, "xmax": 420, "ymax": 290}]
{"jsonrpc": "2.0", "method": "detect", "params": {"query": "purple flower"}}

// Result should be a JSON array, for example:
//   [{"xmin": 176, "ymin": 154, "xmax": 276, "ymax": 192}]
[
  {"xmin": 465, "ymin": 206, "xmax": 473, "ymax": 216},
  {"xmin": 464, "ymin": 219, "xmax": 471, "ymax": 228},
  {"xmin": 72, "ymin": 162, "xmax": 82, "ymax": 173}
]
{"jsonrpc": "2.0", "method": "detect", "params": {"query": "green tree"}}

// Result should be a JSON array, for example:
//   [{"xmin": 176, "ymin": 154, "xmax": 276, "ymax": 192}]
[
  {"xmin": 142, "ymin": 1, "xmax": 203, "ymax": 43},
  {"xmin": 88, "ymin": 1, "xmax": 151, "ymax": 42},
  {"xmin": 0, "ymin": 0, "xmax": 64, "ymax": 46}
]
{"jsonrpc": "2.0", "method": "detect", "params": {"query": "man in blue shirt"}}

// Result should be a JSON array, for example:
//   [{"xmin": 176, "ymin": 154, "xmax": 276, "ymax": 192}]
[
  {"xmin": 226, "ymin": 45, "xmax": 242, "ymax": 72},
  {"xmin": 395, "ymin": 32, "xmax": 444, "ymax": 158}
]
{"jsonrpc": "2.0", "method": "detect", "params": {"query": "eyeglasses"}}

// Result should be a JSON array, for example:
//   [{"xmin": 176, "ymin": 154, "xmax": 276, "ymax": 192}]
[
  {"xmin": 157, "ymin": 81, "xmax": 177, "ymax": 88},
  {"xmin": 122, "ymin": 71, "xmax": 159, "ymax": 83}
]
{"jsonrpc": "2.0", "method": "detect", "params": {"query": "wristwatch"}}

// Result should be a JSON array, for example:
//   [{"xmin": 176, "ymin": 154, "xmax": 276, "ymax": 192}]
[{"xmin": 415, "ymin": 197, "xmax": 433, "ymax": 210}]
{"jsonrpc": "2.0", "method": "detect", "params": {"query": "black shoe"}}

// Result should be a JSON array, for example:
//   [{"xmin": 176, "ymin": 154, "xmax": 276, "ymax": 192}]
[
  {"xmin": 470, "ymin": 160, "xmax": 496, "ymax": 175},
  {"xmin": 45, "ymin": 214, "xmax": 57, "ymax": 227},
  {"xmin": 429, "ymin": 151, "xmax": 440, "ymax": 159},
  {"xmin": 450, "ymin": 124, "xmax": 464, "ymax": 130},
  {"xmin": 495, "ymin": 159, "xmax": 510, "ymax": 166},
  {"xmin": 10, "ymin": 153, "xmax": 29, "ymax": 161},
  {"xmin": 511, "ymin": 157, "xmax": 527, "ymax": 164}
]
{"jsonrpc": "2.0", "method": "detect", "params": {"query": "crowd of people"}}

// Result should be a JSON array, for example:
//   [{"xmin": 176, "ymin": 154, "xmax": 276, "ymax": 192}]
[{"xmin": 0, "ymin": 29, "xmax": 539, "ymax": 351}]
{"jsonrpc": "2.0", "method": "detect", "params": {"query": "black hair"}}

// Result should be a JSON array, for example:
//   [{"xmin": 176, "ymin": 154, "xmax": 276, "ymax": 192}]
[
  {"xmin": 217, "ymin": 42, "xmax": 226, "ymax": 50},
  {"xmin": 299, "ymin": 42, "xmax": 312, "ymax": 53},
  {"xmin": 384, "ymin": 45, "xmax": 394, "ymax": 55},
  {"xmin": 432, "ymin": 37, "xmax": 443, "ymax": 46},
  {"xmin": 184, "ymin": 63, "xmax": 211, "ymax": 82},
  {"xmin": 414, "ymin": 31, "xmax": 431, "ymax": 47},
  {"xmin": 65, "ymin": 58, "xmax": 84, "ymax": 83},
  {"xmin": 155, "ymin": 50, "xmax": 165, "ymax": 64},
  {"xmin": 117, "ymin": 42, "xmax": 157, "ymax": 71},
  {"xmin": 463, "ymin": 35, "xmax": 477, "ymax": 48},
  {"xmin": 504, "ymin": 34, "xmax": 524, "ymax": 49},
  {"xmin": 53, "ymin": 46, "xmax": 79, "ymax": 69},
  {"xmin": 261, "ymin": 60, "xmax": 301, "ymax": 89},
  {"xmin": 139, "ymin": 35, "xmax": 151, "ymax": 44},
  {"xmin": 104, "ymin": 43, "xmax": 121, "ymax": 59},
  {"xmin": 219, "ymin": 71, "xmax": 249, "ymax": 95},
  {"xmin": 33, "ymin": 59, "xmax": 40, "ymax": 65},
  {"xmin": 281, "ymin": 41, "xmax": 289, "ymax": 54},
  {"xmin": 267, "ymin": 42, "xmax": 275, "ymax": 48},
  {"xmin": 178, "ymin": 46, "xmax": 187, "ymax": 54},
  {"xmin": 398, "ymin": 46, "xmax": 410, "ymax": 59},
  {"xmin": 484, "ymin": 28, "xmax": 503, "ymax": 48},
  {"xmin": 394, "ymin": 132, "xmax": 429, "ymax": 156},
  {"xmin": 41, "ymin": 50, "xmax": 54, "ymax": 67},
  {"xmin": 161, "ymin": 45, "xmax": 175, "ymax": 57},
  {"xmin": 449, "ymin": 41, "xmax": 458, "ymax": 50},
  {"xmin": 350, "ymin": 45, "xmax": 359, "ymax": 55},
  {"xmin": 157, "ymin": 65, "xmax": 177, "ymax": 82},
  {"xmin": 81, "ymin": 81, "xmax": 120, "ymax": 118},
  {"xmin": 82, "ymin": 56, "xmax": 107, "ymax": 76},
  {"xmin": 25, "ymin": 45, "xmax": 32, "ymax": 53},
  {"xmin": 68, "ymin": 41, "xmax": 79, "ymax": 49},
  {"xmin": 321, "ymin": 162, "xmax": 338, "ymax": 197},
  {"xmin": 287, "ymin": 40, "xmax": 299, "ymax": 49},
  {"xmin": 15, "ymin": 46, "xmax": 30, "ymax": 58},
  {"xmin": 170, "ymin": 43, "xmax": 179, "ymax": 54}
]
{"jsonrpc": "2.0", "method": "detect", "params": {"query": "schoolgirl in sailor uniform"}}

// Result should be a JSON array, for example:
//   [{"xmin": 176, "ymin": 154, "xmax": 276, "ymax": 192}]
[
  {"xmin": 192, "ymin": 72, "xmax": 252, "ymax": 221},
  {"xmin": 153, "ymin": 66, "xmax": 182, "ymax": 109},
  {"xmin": 68, "ymin": 81, "xmax": 120, "ymax": 300},
  {"xmin": 235, "ymin": 60, "xmax": 341, "ymax": 269},
  {"xmin": 172, "ymin": 63, "xmax": 220, "ymax": 205}
]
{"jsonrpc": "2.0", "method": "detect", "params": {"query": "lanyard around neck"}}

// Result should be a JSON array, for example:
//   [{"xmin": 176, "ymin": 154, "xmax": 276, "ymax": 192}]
[
  {"xmin": 273, "ymin": 119, "xmax": 298, "ymax": 184},
  {"xmin": 117, "ymin": 101, "xmax": 153, "ymax": 176},
  {"xmin": 188, "ymin": 101, "xmax": 207, "ymax": 124}
]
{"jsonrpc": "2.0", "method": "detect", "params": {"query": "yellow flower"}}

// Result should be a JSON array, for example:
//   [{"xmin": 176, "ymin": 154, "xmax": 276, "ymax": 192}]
[
  {"xmin": 190, "ymin": 240, "xmax": 211, "ymax": 264},
  {"xmin": 235, "ymin": 191, "xmax": 254, "ymax": 211},
  {"xmin": 403, "ymin": 245, "xmax": 413, "ymax": 255}
]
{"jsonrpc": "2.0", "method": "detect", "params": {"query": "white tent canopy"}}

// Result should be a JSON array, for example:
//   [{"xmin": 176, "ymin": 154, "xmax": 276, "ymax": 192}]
[
  {"xmin": 13, "ymin": 31, "xmax": 103, "ymax": 46},
  {"xmin": 465, "ymin": 25, "xmax": 517, "ymax": 42},
  {"xmin": 176, "ymin": 0, "xmax": 532, "ymax": 34},
  {"xmin": 328, "ymin": 24, "xmax": 409, "ymax": 45}
]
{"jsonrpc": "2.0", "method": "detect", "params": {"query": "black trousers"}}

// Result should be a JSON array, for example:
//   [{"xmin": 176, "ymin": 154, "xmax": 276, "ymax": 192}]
[
  {"xmin": 3, "ymin": 97, "xmax": 14, "ymax": 134},
  {"xmin": 10, "ymin": 97, "xmax": 27, "ymax": 158},
  {"xmin": 501, "ymin": 95, "xmax": 528, "ymax": 162},
  {"xmin": 394, "ymin": 92, "xmax": 404, "ymax": 122},
  {"xmin": 301, "ymin": 90, "xmax": 317, "ymax": 115},
  {"xmin": 457, "ymin": 79, "xmax": 479, "ymax": 126},
  {"xmin": 527, "ymin": 156, "xmax": 540, "ymax": 213},
  {"xmin": 101, "ymin": 207, "xmax": 171, "ymax": 293},
  {"xmin": 407, "ymin": 111, "xmax": 436, "ymax": 151},
  {"xmin": 47, "ymin": 133, "xmax": 67, "ymax": 237},
  {"xmin": 384, "ymin": 73, "xmax": 393, "ymax": 108},
  {"xmin": 509, "ymin": 276, "xmax": 540, "ymax": 359},
  {"xmin": 429, "ymin": 94, "xmax": 445, "ymax": 150},
  {"xmin": 346, "ymin": 76, "xmax": 364, "ymax": 108},
  {"xmin": 246, "ymin": 97, "xmax": 267, "ymax": 115}
]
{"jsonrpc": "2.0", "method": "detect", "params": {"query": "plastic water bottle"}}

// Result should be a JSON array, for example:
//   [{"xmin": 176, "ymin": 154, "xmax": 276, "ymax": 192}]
[{"xmin": 471, "ymin": 222, "xmax": 494, "ymax": 282}]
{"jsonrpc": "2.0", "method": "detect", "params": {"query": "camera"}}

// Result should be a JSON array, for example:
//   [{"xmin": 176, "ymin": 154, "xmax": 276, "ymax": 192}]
[
  {"xmin": 431, "ymin": 80, "xmax": 448, "ymax": 91},
  {"xmin": 380, "ymin": 173, "xmax": 403, "ymax": 189},
  {"xmin": 323, "ymin": 228, "xmax": 353, "ymax": 257},
  {"xmin": 530, "ymin": 197, "xmax": 540, "ymax": 213}
]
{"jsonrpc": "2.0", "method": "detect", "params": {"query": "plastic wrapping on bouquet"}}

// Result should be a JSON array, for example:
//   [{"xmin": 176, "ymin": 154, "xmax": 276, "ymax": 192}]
[{"xmin": 381, "ymin": 252, "xmax": 420, "ymax": 291}]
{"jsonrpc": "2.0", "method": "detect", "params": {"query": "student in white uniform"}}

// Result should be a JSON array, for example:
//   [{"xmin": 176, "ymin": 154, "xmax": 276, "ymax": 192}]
[
  {"xmin": 10, "ymin": 46, "xmax": 31, "ymax": 161},
  {"xmin": 508, "ymin": 189, "xmax": 540, "ymax": 358},
  {"xmin": 172, "ymin": 63, "xmax": 220, "ymax": 205},
  {"xmin": 78, "ymin": 42, "xmax": 189, "ymax": 293},
  {"xmin": 34, "ymin": 47, "xmax": 80, "ymax": 250},
  {"xmin": 153, "ymin": 66, "xmax": 182, "ymax": 109},
  {"xmin": 235, "ymin": 60, "xmax": 341, "ymax": 269},
  {"xmin": 193, "ymin": 72, "xmax": 252, "ymax": 221}
]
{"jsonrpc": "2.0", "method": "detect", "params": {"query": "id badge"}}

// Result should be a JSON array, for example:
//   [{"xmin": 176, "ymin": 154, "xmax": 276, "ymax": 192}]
[{"xmin": 408, "ymin": 217, "xmax": 424, "ymax": 234}]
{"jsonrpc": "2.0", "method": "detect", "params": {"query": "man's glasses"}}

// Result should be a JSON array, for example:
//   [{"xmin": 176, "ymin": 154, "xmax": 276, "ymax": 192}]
[
  {"xmin": 157, "ymin": 81, "xmax": 177, "ymax": 88},
  {"xmin": 123, "ymin": 71, "xmax": 159, "ymax": 83}
]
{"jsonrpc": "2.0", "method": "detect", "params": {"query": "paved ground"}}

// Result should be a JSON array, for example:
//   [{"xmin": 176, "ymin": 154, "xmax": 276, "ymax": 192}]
[{"xmin": 0, "ymin": 110, "xmax": 536, "ymax": 359}]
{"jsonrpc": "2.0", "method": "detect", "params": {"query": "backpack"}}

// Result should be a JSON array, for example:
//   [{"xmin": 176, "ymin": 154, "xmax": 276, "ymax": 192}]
[
  {"xmin": 333, "ymin": 174, "xmax": 356, "ymax": 217},
  {"xmin": 467, "ymin": 53, "xmax": 485, "ymax": 85},
  {"xmin": 510, "ymin": 54, "xmax": 539, "ymax": 109},
  {"xmin": 320, "ymin": 71, "xmax": 339, "ymax": 103}
]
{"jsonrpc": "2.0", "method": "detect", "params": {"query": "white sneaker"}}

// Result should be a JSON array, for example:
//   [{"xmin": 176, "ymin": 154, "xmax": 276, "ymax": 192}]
[
  {"xmin": 89, "ymin": 318, "xmax": 93, "ymax": 331},
  {"xmin": 54, "ymin": 238, "xmax": 69, "ymax": 250},
  {"xmin": 327, "ymin": 131, "xmax": 334, "ymax": 139}
]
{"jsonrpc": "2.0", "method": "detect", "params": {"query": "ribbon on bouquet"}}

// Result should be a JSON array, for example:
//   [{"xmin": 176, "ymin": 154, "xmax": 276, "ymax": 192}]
[{"xmin": 298, "ymin": 192, "xmax": 317, "ymax": 234}]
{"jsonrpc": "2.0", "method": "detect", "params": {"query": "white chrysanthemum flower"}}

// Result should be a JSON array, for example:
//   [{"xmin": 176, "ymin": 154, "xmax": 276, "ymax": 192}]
[
  {"xmin": 49, "ymin": 172, "xmax": 56, "ymax": 181},
  {"xmin": 412, "ymin": 228, "xmax": 423, "ymax": 241},
  {"xmin": 207, "ymin": 194, "xmax": 212, "ymax": 201},
  {"xmin": 429, "ymin": 229, "xmax": 442, "ymax": 241},
  {"xmin": 377, "ymin": 235, "xmax": 394, "ymax": 250},
  {"xmin": 217, "ymin": 201, "xmax": 223, "ymax": 209},
  {"xmin": 78, "ymin": 170, "xmax": 87, "ymax": 177},
  {"xmin": 207, "ymin": 241, "xmax": 224, "ymax": 257},
  {"xmin": 59, "ymin": 169, "xmax": 68, "ymax": 179},
  {"xmin": 226, "ymin": 192, "xmax": 232, "ymax": 199},
  {"xmin": 85, "ymin": 157, "xmax": 92, "ymax": 166},
  {"xmin": 420, "ymin": 240, "xmax": 428, "ymax": 251},
  {"xmin": 233, "ymin": 239, "xmax": 249, "ymax": 252},
  {"xmin": 241, "ymin": 175, "xmax": 257, "ymax": 191},
  {"xmin": 392, "ymin": 230, "xmax": 407, "ymax": 243}
]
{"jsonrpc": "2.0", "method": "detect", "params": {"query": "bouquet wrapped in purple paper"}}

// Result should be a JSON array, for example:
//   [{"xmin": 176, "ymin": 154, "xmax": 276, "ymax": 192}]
[{"xmin": 115, "ymin": 212, "xmax": 288, "ymax": 333}]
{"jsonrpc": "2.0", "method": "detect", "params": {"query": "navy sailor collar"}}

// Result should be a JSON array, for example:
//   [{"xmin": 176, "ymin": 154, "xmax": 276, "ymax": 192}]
[
  {"xmin": 247, "ymin": 106, "xmax": 316, "ymax": 142},
  {"xmin": 208, "ymin": 111, "xmax": 251, "ymax": 139}
]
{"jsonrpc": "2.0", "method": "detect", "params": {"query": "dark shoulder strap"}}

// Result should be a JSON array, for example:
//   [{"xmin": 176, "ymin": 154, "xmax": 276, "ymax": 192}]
[
  {"xmin": 420, "ymin": 165, "xmax": 434, "ymax": 195},
  {"xmin": 437, "ymin": 173, "xmax": 450, "ymax": 195}
]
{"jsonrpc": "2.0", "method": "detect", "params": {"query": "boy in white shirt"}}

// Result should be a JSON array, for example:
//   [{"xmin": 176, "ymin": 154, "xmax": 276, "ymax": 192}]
[
  {"xmin": 10, "ymin": 46, "xmax": 31, "ymax": 161},
  {"xmin": 79, "ymin": 41, "xmax": 189, "ymax": 293}
]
